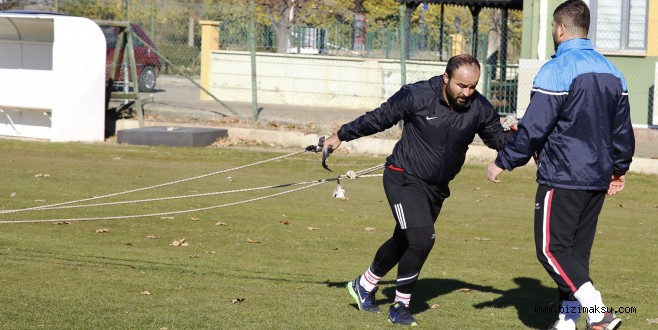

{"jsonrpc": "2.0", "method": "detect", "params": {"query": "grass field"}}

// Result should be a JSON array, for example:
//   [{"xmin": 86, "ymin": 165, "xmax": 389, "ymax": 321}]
[{"xmin": 0, "ymin": 139, "xmax": 656, "ymax": 329}]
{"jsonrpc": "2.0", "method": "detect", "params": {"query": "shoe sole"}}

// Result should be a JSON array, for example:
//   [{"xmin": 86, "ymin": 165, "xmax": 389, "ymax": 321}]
[
  {"xmin": 589, "ymin": 318, "xmax": 622, "ymax": 330},
  {"xmin": 347, "ymin": 281, "xmax": 364, "ymax": 311},
  {"xmin": 606, "ymin": 318, "xmax": 622, "ymax": 330},
  {"xmin": 388, "ymin": 318, "xmax": 418, "ymax": 327}
]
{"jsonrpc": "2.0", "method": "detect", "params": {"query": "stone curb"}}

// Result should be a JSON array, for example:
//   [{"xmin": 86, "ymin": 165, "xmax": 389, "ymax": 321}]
[{"xmin": 120, "ymin": 120, "xmax": 658, "ymax": 176}]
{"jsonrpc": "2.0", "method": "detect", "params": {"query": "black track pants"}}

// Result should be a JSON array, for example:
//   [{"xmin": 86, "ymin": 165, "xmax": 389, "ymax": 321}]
[
  {"xmin": 534, "ymin": 185, "xmax": 605, "ymax": 300},
  {"xmin": 369, "ymin": 167, "xmax": 445, "ymax": 295}
]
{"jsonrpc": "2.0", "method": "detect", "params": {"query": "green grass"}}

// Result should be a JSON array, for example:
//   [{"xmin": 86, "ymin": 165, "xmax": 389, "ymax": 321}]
[{"xmin": 0, "ymin": 139, "xmax": 656, "ymax": 329}]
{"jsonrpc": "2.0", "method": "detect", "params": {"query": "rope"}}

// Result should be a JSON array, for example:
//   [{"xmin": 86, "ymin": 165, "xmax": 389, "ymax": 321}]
[
  {"xmin": 0, "ymin": 182, "xmax": 324, "ymax": 224},
  {"xmin": 14, "ymin": 173, "xmax": 383, "ymax": 212},
  {"xmin": 0, "ymin": 149, "xmax": 309, "ymax": 215},
  {"xmin": 0, "ymin": 164, "xmax": 385, "ymax": 224}
]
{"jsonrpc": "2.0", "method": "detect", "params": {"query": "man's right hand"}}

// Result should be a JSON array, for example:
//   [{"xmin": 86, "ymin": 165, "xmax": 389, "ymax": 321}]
[
  {"xmin": 607, "ymin": 174, "xmax": 626, "ymax": 196},
  {"xmin": 323, "ymin": 134, "xmax": 342, "ymax": 153}
]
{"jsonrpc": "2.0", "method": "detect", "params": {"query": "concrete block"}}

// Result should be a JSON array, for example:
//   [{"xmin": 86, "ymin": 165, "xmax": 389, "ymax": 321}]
[{"xmin": 117, "ymin": 126, "xmax": 227, "ymax": 147}]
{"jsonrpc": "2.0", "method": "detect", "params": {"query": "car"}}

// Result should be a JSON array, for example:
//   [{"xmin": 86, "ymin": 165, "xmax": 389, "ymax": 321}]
[{"xmin": 99, "ymin": 22, "xmax": 161, "ymax": 92}]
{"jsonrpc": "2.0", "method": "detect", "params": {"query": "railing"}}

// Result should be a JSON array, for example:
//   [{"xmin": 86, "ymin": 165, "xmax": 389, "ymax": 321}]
[{"xmin": 483, "ymin": 64, "xmax": 519, "ymax": 115}]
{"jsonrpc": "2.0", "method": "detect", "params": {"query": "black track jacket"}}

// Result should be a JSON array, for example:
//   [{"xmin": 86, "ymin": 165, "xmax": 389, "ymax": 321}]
[{"xmin": 337, "ymin": 76, "xmax": 510, "ymax": 195}]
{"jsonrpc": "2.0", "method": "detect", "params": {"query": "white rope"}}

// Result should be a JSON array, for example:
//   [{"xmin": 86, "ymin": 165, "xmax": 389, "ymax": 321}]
[
  {"xmin": 0, "ymin": 149, "xmax": 308, "ymax": 215},
  {"xmin": 4, "ymin": 165, "xmax": 385, "ymax": 212},
  {"xmin": 0, "ymin": 164, "xmax": 385, "ymax": 224},
  {"xmin": 0, "ymin": 182, "xmax": 326, "ymax": 224}
]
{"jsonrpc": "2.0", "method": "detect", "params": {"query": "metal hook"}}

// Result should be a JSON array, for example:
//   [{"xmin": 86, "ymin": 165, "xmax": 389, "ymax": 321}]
[{"xmin": 322, "ymin": 145, "xmax": 333, "ymax": 172}]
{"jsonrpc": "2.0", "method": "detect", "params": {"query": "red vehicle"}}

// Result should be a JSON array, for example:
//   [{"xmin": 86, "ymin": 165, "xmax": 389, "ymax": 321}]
[{"xmin": 99, "ymin": 22, "xmax": 161, "ymax": 92}]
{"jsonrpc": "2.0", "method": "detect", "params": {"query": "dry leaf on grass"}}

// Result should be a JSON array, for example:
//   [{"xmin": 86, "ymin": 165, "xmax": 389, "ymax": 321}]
[
  {"xmin": 141, "ymin": 291, "xmax": 151, "ymax": 295},
  {"xmin": 430, "ymin": 304, "xmax": 440, "ymax": 309},
  {"xmin": 307, "ymin": 227, "xmax": 319, "ymax": 231},
  {"xmin": 95, "ymin": 228, "xmax": 109, "ymax": 233},
  {"xmin": 231, "ymin": 298, "xmax": 245, "ymax": 304},
  {"xmin": 160, "ymin": 216, "xmax": 174, "ymax": 220},
  {"xmin": 170, "ymin": 238, "xmax": 189, "ymax": 247},
  {"xmin": 54, "ymin": 221, "xmax": 70, "ymax": 225},
  {"xmin": 279, "ymin": 220, "xmax": 290, "ymax": 225},
  {"xmin": 247, "ymin": 238, "xmax": 261, "ymax": 243},
  {"xmin": 364, "ymin": 227, "xmax": 376, "ymax": 232},
  {"xmin": 475, "ymin": 237, "xmax": 491, "ymax": 241},
  {"xmin": 190, "ymin": 216, "xmax": 199, "ymax": 221},
  {"xmin": 457, "ymin": 288, "xmax": 472, "ymax": 292},
  {"xmin": 146, "ymin": 234, "xmax": 159, "ymax": 239},
  {"xmin": 216, "ymin": 222, "xmax": 227, "ymax": 226},
  {"xmin": 34, "ymin": 173, "xmax": 51, "ymax": 178},
  {"xmin": 647, "ymin": 318, "xmax": 658, "ymax": 324}
]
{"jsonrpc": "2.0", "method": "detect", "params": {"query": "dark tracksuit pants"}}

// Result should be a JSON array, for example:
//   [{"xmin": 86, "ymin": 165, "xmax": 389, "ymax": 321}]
[
  {"xmin": 368, "ymin": 167, "xmax": 445, "ymax": 295},
  {"xmin": 534, "ymin": 185, "xmax": 606, "ymax": 301}
]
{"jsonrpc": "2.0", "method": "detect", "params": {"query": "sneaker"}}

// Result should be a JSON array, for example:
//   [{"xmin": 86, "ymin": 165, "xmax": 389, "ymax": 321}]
[
  {"xmin": 586, "ymin": 312, "xmax": 621, "ymax": 330},
  {"xmin": 388, "ymin": 301, "xmax": 418, "ymax": 326},
  {"xmin": 347, "ymin": 276, "xmax": 380, "ymax": 313},
  {"xmin": 547, "ymin": 300, "xmax": 579, "ymax": 330}
]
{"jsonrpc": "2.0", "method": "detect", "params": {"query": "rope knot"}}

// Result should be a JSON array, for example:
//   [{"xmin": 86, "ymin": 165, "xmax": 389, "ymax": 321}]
[{"xmin": 346, "ymin": 170, "xmax": 357, "ymax": 180}]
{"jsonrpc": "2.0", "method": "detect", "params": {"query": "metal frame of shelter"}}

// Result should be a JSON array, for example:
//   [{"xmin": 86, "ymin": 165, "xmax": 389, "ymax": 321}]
[
  {"xmin": 95, "ymin": 20, "xmax": 151, "ymax": 127},
  {"xmin": 398, "ymin": 0, "xmax": 523, "ymax": 66}
]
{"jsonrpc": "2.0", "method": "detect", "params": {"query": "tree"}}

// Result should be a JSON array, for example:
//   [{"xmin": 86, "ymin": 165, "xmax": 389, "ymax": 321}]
[{"xmin": 257, "ymin": 0, "xmax": 299, "ymax": 53}]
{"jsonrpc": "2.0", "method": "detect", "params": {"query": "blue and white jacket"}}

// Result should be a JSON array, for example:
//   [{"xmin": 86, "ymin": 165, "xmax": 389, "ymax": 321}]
[{"xmin": 495, "ymin": 38, "xmax": 635, "ymax": 190}]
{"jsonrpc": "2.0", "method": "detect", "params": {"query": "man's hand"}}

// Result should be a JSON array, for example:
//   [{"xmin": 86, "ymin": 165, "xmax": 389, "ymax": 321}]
[
  {"xmin": 487, "ymin": 161, "xmax": 504, "ymax": 183},
  {"xmin": 607, "ymin": 174, "xmax": 626, "ymax": 196},
  {"xmin": 323, "ymin": 134, "xmax": 342, "ymax": 153}
]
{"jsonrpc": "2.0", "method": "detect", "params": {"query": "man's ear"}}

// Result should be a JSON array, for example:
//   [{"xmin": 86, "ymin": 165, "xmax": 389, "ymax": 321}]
[
  {"xmin": 559, "ymin": 22, "xmax": 567, "ymax": 38},
  {"xmin": 443, "ymin": 73, "xmax": 449, "ymax": 84}
]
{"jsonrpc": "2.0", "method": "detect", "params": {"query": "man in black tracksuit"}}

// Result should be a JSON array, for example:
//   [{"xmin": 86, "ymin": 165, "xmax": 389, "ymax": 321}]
[{"xmin": 323, "ymin": 54, "xmax": 512, "ymax": 326}]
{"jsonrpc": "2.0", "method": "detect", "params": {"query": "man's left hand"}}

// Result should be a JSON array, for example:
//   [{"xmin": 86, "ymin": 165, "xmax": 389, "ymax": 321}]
[{"xmin": 487, "ymin": 161, "xmax": 504, "ymax": 183}]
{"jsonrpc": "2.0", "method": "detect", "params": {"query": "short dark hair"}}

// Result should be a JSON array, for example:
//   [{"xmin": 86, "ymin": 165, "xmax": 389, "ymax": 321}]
[
  {"xmin": 553, "ymin": 0, "xmax": 590, "ymax": 37},
  {"xmin": 445, "ymin": 54, "xmax": 480, "ymax": 78}
]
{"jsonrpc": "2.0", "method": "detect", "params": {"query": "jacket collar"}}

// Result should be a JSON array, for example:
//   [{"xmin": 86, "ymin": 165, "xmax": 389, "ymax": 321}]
[{"xmin": 552, "ymin": 38, "xmax": 593, "ymax": 58}]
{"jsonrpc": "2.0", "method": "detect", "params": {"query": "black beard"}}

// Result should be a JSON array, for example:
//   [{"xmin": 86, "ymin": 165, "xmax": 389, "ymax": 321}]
[{"xmin": 445, "ymin": 87, "xmax": 469, "ymax": 110}]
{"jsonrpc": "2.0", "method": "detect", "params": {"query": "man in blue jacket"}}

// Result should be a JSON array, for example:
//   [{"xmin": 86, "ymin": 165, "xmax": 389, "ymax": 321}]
[
  {"xmin": 323, "ymin": 54, "xmax": 513, "ymax": 326},
  {"xmin": 487, "ymin": 1, "xmax": 634, "ymax": 330}
]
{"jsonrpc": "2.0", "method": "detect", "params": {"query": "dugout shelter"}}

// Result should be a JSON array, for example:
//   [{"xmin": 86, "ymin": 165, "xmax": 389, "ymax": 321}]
[{"xmin": 0, "ymin": 11, "xmax": 106, "ymax": 142}]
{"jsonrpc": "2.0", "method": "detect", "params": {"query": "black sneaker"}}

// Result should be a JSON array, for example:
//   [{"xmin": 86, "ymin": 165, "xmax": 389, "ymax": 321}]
[
  {"xmin": 586, "ymin": 312, "xmax": 621, "ymax": 330},
  {"xmin": 388, "ymin": 301, "xmax": 418, "ymax": 326},
  {"xmin": 347, "ymin": 276, "xmax": 380, "ymax": 313}
]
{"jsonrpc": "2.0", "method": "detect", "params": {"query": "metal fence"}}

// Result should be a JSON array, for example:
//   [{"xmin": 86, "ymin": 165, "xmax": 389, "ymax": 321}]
[{"xmin": 3, "ymin": 0, "xmax": 519, "ymax": 115}]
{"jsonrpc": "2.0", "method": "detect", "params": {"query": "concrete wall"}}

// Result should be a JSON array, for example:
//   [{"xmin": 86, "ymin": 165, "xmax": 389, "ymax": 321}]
[
  {"xmin": 516, "ymin": 59, "xmax": 547, "ymax": 117},
  {"xmin": 207, "ymin": 51, "xmax": 476, "ymax": 110}
]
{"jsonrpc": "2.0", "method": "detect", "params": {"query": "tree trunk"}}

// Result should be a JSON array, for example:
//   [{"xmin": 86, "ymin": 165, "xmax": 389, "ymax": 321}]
[{"xmin": 487, "ymin": 9, "xmax": 502, "ymax": 64}]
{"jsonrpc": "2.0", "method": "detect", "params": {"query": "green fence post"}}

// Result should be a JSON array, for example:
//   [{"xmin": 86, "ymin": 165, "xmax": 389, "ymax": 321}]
[
  {"xmin": 399, "ymin": 3, "xmax": 406, "ymax": 86},
  {"xmin": 386, "ymin": 30, "xmax": 391, "ymax": 59},
  {"xmin": 296, "ymin": 26, "xmax": 301, "ymax": 54},
  {"xmin": 249, "ymin": 0, "xmax": 260, "ymax": 122},
  {"xmin": 150, "ymin": 0, "xmax": 155, "ymax": 42}
]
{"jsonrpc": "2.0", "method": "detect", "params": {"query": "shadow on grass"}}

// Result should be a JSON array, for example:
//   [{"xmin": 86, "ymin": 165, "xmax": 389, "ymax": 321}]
[
  {"xmin": 471, "ymin": 277, "xmax": 558, "ymax": 329},
  {"xmin": 326, "ymin": 276, "xmax": 557, "ymax": 329}
]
